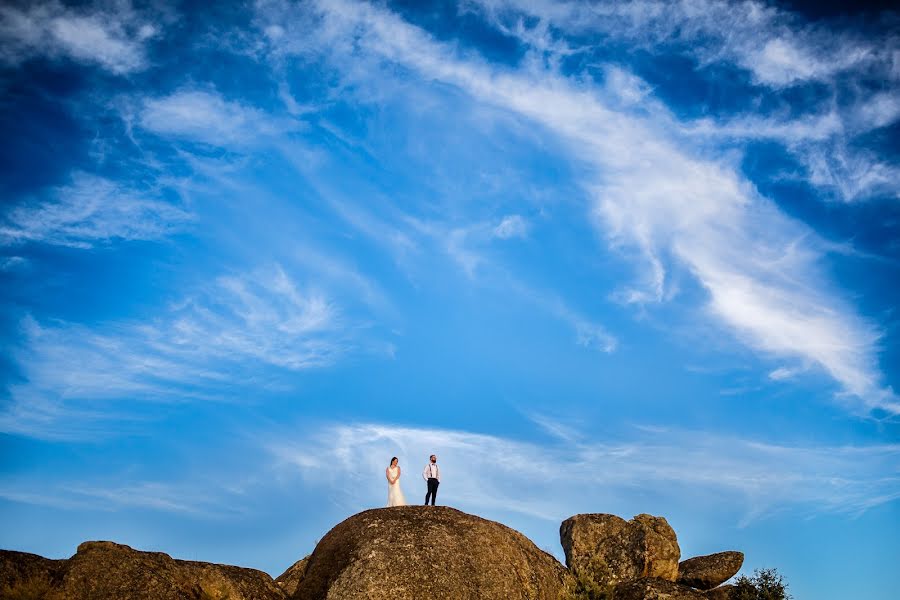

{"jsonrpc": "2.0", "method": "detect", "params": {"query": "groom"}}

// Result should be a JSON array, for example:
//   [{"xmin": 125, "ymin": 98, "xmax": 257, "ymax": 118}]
[{"xmin": 423, "ymin": 454, "xmax": 440, "ymax": 506}]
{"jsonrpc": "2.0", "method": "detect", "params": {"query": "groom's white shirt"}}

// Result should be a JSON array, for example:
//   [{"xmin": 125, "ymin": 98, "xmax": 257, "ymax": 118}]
[{"xmin": 423, "ymin": 463, "xmax": 440, "ymax": 482}]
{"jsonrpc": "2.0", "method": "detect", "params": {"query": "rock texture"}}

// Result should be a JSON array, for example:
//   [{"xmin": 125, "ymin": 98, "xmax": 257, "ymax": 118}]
[
  {"xmin": 2, "ymin": 508, "xmax": 752, "ymax": 600},
  {"xmin": 0, "ymin": 550, "xmax": 65, "ymax": 588},
  {"xmin": 705, "ymin": 584, "xmax": 737, "ymax": 600},
  {"xmin": 677, "ymin": 551, "xmax": 743, "ymax": 590},
  {"xmin": 290, "ymin": 506, "xmax": 569, "ymax": 600},
  {"xmin": 66, "ymin": 541, "xmax": 284, "ymax": 600},
  {"xmin": 559, "ymin": 513, "xmax": 680, "ymax": 586},
  {"xmin": 276, "ymin": 556, "xmax": 310, "ymax": 597},
  {"xmin": 614, "ymin": 578, "xmax": 707, "ymax": 600},
  {"xmin": 1, "ymin": 541, "xmax": 284, "ymax": 600}
]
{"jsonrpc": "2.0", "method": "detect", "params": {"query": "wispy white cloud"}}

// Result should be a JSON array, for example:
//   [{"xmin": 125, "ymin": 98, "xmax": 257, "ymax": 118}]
[
  {"xmin": 509, "ymin": 279, "xmax": 618, "ymax": 353},
  {"xmin": 7, "ymin": 419, "xmax": 897, "ymax": 525},
  {"xmin": 526, "ymin": 412, "xmax": 584, "ymax": 443},
  {"xmin": 466, "ymin": 0, "xmax": 899, "ymax": 89},
  {"xmin": 0, "ymin": 172, "xmax": 191, "ymax": 249},
  {"xmin": 0, "ymin": 480, "xmax": 244, "ymax": 517},
  {"xmin": 684, "ymin": 98, "xmax": 900, "ymax": 202},
  {"xmin": 267, "ymin": 420, "xmax": 900, "ymax": 523},
  {"xmin": 445, "ymin": 226, "xmax": 483, "ymax": 278},
  {"xmin": 850, "ymin": 91, "xmax": 900, "ymax": 132},
  {"xmin": 492, "ymin": 214, "xmax": 530, "ymax": 239},
  {"xmin": 254, "ymin": 0, "xmax": 895, "ymax": 412},
  {"xmin": 400, "ymin": 216, "xmax": 504, "ymax": 278},
  {"xmin": 685, "ymin": 239, "xmax": 890, "ymax": 407},
  {"xmin": 289, "ymin": 242, "xmax": 392, "ymax": 315},
  {"xmin": 467, "ymin": 0, "xmax": 900, "ymax": 202},
  {"xmin": 0, "ymin": 0, "xmax": 161, "ymax": 74},
  {"xmin": 139, "ymin": 89, "xmax": 300, "ymax": 147},
  {"xmin": 0, "ymin": 256, "xmax": 29, "ymax": 271},
  {"xmin": 0, "ymin": 265, "xmax": 351, "ymax": 440},
  {"xmin": 397, "ymin": 213, "xmax": 618, "ymax": 352},
  {"xmin": 175, "ymin": 267, "xmax": 342, "ymax": 369},
  {"xmin": 745, "ymin": 35, "xmax": 870, "ymax": 88},
  {"xmin": 768, "ymin": 366, "xmax": 801, "ymax": 381},
  {"xmin": 801, "ymin": 142, "xmax": 900, "ymax": 202}
]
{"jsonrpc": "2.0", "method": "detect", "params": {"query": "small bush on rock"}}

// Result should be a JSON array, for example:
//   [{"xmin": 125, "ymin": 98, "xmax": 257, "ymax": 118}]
[
  {"xmin": 731, "ymin": 568, "xmax": 791, "ymax": 600},
  {"xmin": 565, "ymin": 556, "xmax": 615, "ymax": 600}
]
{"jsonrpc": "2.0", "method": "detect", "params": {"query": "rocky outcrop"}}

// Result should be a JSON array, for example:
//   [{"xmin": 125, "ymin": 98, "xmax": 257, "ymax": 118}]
[
  {"xmin": 0, "ymin": 549, "xmax": 65, "ymax": 589},
  {"xmin": 276, "ymin": 556, "xmax": 309, "ymax": 597},
  {"xmin": 614, "ymin": 577, "xmax": 707, "ymax": 600},
  {"xmin": 2, "ymin": 508, "xmax": 753, "ymax": 600},
  {"xmin": 559, "ymin": 513, "xmax": 680, "ymax": 587},
  {"xmin": 0, "ymin": 550, "xmax": 66, "ymax": 599},
  {"xmin": 1, "ymin": 541, "xmax": 284, "ymax": 600},
  {"xmin": 677, "ymin": 551, "xmax": 743, "ymax": 590},
  {"xmin": 290, "ymin": 506, "xmax": 570, "ymax": 600},
  {"xmin": 705, "ymin": 583, "xmax": 736, "ymax": 600}
]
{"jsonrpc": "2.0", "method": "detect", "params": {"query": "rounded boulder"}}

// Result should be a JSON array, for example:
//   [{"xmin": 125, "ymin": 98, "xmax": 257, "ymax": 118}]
[
  {"xmin": 677, "ymin": 551, "xmax": 744, "ymax": 590},
  {"xmin": 559, "ymin": 513, "xmax": 680, "ymax": 586},
  {"xmin": 290, "ymin": 506, "xmax": 570, "ymax": 600},
  {"xmin": 63, "ymin": 541, "xmax": 283, "ymax": 600}
]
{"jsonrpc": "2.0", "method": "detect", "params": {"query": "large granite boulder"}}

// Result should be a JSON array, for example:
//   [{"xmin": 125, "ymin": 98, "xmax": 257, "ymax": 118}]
[
  {"xmin": 614, "ymin": 577, "xmax": 707, "ymax": 600},
  {"xmin": 677, "ymin": 552, "xmax": 743, "ymax": 590},
  {"xmin": 1, "ymin": 541, "xmax": 285, "ymax": 600},
  {"xmin": 276, "ymin": 556, "xmax": 310, "ymax": 597},
  {"xmin": 63, "ymin": 541, "xmax": 197, "ymax": 599},
  {"xmin": 63, "ymin": 541, "xmax": 285, "ymax": 600},
  {"xmin": 559, "ymin": 513, "xmax": 680, "ymax": 586},
  {"xmin": 290, "ymin": 506, "xmax": 570, "ymax": 600}
]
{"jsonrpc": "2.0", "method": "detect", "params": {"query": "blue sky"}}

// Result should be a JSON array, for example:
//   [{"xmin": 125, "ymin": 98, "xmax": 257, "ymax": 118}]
[{"xmin": 1, "ymin": 0, "xmax": 898, "ymax": 597}]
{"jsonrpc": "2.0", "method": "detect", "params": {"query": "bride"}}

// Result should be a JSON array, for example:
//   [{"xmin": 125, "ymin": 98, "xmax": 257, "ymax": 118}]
[{"xmin": 386, "ymin": 456, "xmax": 406, "ymax": 507}]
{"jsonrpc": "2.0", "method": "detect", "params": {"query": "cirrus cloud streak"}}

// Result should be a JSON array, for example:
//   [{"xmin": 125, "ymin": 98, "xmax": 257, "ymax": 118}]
[{"xmin": 253, "ymin": 0, "xmax": 897, "ymax": 413}]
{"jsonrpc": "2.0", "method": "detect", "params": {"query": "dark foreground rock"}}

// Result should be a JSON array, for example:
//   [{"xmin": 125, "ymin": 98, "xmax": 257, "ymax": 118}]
[
  {"xmin": 0, "ymin": 550, "xmax": 66, "ymax": 589},
  {"xmin": 560, "ymin": 513, "xmax": 680, "ymax": 587},
  {"xmin": 677, "ymin": 551, "xmax": 743, "ymax": 590},
  {"xmin": 290, "ymin": 506, "xmax": 570, "ymax": 600},
  {"xmin": 614, "ymin": 577, "xmax": 707, "ymax": 600},
  {"xmin": 1, "ymin": 541, "xmax": 284, "ymax": 600},
  {"xmin": 705, "ymin": 584, "xmax": 737, "ymax": 600}
]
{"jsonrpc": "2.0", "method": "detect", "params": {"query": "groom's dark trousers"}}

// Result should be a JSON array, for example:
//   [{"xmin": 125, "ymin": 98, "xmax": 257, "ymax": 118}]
[{"xmin": 425, "ymin": 478, "xmax": 439, "ymax": 505}]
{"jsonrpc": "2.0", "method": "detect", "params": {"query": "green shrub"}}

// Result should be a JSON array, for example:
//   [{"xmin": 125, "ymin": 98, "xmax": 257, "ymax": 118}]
[
  {"xmin": 563, "ymin": 557, "xmax": 616, "ymax": 600},
  {"xmin": 731, "ymin": 568, "xmax": 792, "ymax": 600}
]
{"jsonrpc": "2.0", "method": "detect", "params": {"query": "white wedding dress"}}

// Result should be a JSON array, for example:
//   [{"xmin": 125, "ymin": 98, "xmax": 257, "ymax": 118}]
[{"xmin": 387, "ymin": 466, "xmax": 407, "ymax": 507}]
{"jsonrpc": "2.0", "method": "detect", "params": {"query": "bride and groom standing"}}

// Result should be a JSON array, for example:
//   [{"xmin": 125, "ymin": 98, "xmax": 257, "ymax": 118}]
[{"xmin": 385, "ymin": 454, "xmax": 440, "ymax": 507}]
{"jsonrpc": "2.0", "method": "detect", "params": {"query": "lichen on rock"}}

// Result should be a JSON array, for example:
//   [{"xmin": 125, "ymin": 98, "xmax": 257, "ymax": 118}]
[
  {"xmin": 613, "ymin": 577, "xmax": 707, "ymax": 600},
  {"xmin": 677, "ymin": 551, "xmax": 743, "ymax": 590},
  {"xmin": 290, "ymin": 506, "xmax": 570, "ymax": 600},
  {"xmin": 559, "ymin": 513, "xmax": 680, "ymax": 587},
  {"xmin": 1, "ymin": 540, "xmax": 284, "ymax": 600}
]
